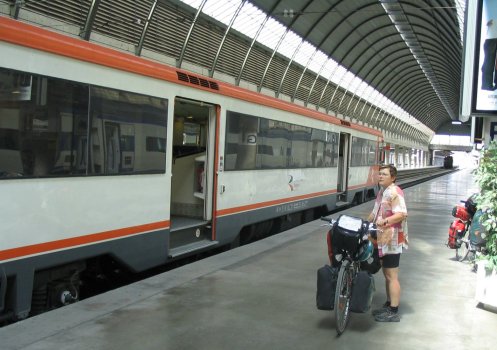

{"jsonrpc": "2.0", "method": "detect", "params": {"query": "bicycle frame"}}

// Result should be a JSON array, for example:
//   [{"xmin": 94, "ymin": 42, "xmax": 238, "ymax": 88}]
[{"xmin": 334, "ymin": 257, "xmax": 361, "ymax": 335}]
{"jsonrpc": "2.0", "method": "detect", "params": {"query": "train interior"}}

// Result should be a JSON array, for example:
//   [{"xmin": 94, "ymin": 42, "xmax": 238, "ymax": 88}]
[{"xmin": 169, "ymin": 97, "xmax": 217, "ymax": 257}]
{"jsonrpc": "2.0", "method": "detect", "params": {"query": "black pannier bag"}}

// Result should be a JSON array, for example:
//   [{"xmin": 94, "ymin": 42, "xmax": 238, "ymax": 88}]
[
  {"xmin": 360, "ymin": 247, "xmax": 381, "ymax": 274},
  {"xmin": 349, "ymin": 270, "xmax": 375, "ymax": 313},
  {"xmin": 316, "ymin": 265, "xmax": 339, "ymax": 310},
  {"xmin": 332, "ymin": 214, "xmax": 368, "ymax": 257}
]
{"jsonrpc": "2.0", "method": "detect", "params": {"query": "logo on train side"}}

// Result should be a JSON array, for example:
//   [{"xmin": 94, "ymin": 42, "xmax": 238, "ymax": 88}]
[{"xmin": 288, "ymin": 173, "xmax": 304, "ymax": 191}]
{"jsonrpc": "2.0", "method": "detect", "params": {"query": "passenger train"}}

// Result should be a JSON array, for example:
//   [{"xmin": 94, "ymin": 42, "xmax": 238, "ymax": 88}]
[{"xmin": 0, "ymin": 17, "xmax": 383, "ymax": 321}]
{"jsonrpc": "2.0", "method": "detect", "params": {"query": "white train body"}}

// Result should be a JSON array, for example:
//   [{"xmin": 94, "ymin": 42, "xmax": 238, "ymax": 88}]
[{"xmin": 0, "ymin": 17, "xmax": 381, "ymax": 320}]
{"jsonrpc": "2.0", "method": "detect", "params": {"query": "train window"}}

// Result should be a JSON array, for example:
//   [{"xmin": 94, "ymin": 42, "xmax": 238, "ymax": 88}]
[
  {"xmin": 0, "ymin": 68, "xmax": 89, "ymax": 178},
  {"xmin": 0, "ymin": 67, "xmax": 168, "ymax": 179},
  {"xmin": 88, "ymin": 86, "xmax": 167, "ymax": 175},
  {"xmin": 350, "ymin": 137, "xmax": 377, "ymax": 167},
  {"xmin": 225, "ymin": 111, "xmax": 338, "ymax": 171}
]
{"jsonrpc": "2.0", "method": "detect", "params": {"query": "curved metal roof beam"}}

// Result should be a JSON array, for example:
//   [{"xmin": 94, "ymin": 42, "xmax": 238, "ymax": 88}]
[
  {"xmin": 365, "ymin": 55, "xmax": 421, "ymax": 96},
  {"xmin": 388, "ymin": 75, "xmax": 430, "ymax": 106},
  {"xmin": 354, "ymin": 97, "xmax": 379, "ymax": 122},
  {"xmin": 377, "ymin": 69, "xmax": 428, "ymax": 107},
  {"xmin": 344, "ymin": 33, "xmax": 408, "ymax": 80},
  {"xmin": 386, "ymin": 114, "xmax": 400, "ymax": 130},
  {"xmin": 334, "ymin": 24, "xmax": 399, "ymax": 112},
  {"xmin": 136, "ymin": 0, "xmax": 158, "ymax": 56},
  {"xmin": 403, "ymin": 12, "xmax": 460, "ymax": 62},
  {"xmin": 401, "ymin": 91, "xmax": 442, "ymax": 124},
  {"xmin": 288, "ymin": 1, "xmax": 345, "ymax": 105},
  {"xmin": 210, "ymin": 0, "xmax": 247, "ymax": 78},
  {"xmin": 379, "ymin": 113, "xmax": 393, "ymax": 129},
  {"xmin": 382, "ymin": 1, "xmax": 458, "ymax": 120},
  {"xmin": 377, "ymin": 64, "xmax": 423, "ymax": 98},
  {"xmin": 352, "ymin": 39, "xmax": 410, "ymax": 84},
  {"xmin": 394, "ymin": 85, "xmax": 440, "ymax": 115},
  {"xmin": 376, "ymin": 108, "xmax": 390, "ymax": 127},
  {"xmin": 412, "ymin": 31, "xmax": 459, "ymax": 73},
  {"xmin": 364, "ymin": 95, "xmax": 388, "ymax": 124},
  {"xmin": 400, "ymin": 0, "xmax": 461, "ymax": 48},
  {"xmin": 347, "ymin": 89, "xmax": 372, "ymax": 118},
  {"xmin": 80, "ymin": 0, "xmax": 101, "ymax": 40},
  {"xmin": 398, "ymin": 92, "xmax": 440, "ymax": 123},
  {"xmin": 406, "ymin": 92, "xmax": 445, "ymax": 120},
  {"xmin": 277, "ymin": 3, "xmax": 340, "ymax": 99},
  {"xmin": 390, "ymin": 118, "xmax": 402, "ymax": 132},
  {"xmin": 395, "ymin": 78, "xmax": 438, "ymax": 110},
  {"xmin": 359, "ymin": 92, "xmax": 385, "ymax": 123},
  {"xmin": 306, "ymin": 2, "xmax": 380, "ymax": 109},
  {"xmin": 236, "ymin": 2, "xmax": 281, "ymax": 86},
  {"xmin": 258, "ymin": 0, "xmax": 312, "ymax": 92},
  {"xmin": 178, "ymin": 0, "xmax": 208, "ymax": 69},
  {"xmin": 377, "ymin": 100, "xmax": 396, "ymax": 126},
  {"xmin": 348, "ymin": 42, "xmax": 415, "ymax": 117},
  {"xmin": 321, "ymin": 6, "xmax": 388, "ymax": 113}
]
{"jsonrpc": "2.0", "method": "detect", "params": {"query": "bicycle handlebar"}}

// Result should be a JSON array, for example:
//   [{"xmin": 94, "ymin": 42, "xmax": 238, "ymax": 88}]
[{"xmin": 320, "ymin": 216, "xmax": 378, "ymax": 239}]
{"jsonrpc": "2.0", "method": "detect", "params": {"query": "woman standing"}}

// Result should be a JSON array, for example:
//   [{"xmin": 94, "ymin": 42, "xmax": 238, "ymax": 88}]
[{"xmin": 367, "ymin": 164, "xmax": 408, "ymax": 322}]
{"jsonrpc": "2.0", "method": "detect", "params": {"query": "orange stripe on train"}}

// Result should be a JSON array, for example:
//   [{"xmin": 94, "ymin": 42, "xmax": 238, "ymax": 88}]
[
  {"xmin": 216, "ymin": 189, "xmax": 338, "ymax": 217},
  {"xmin": 0, "ymin": 220, "xmax": 170, "ymax": 262}
]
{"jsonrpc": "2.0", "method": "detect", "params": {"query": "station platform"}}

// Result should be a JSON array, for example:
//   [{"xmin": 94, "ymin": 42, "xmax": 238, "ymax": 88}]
[{"xmin": 2, "ymin": 169, "xmax": 496, "ymax": 350}]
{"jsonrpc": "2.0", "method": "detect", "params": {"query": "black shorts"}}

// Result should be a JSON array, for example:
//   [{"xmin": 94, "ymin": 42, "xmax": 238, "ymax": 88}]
[{"xmin": 381, "ymin": 254, "xmax": 400, "ymax": 268}]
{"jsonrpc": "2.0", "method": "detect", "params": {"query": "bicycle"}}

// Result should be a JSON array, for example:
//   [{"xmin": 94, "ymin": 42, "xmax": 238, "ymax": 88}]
[
  {"xmin": 457, "ymin": 208, "xmax": 490, "ymax": 268},
  {"xmin": 321, "ymin": 215, "xmax": 377, "ymax": 335},
  {"xmin": 456, "ymin": 230, "xmax": 475, "ymax": 262}
]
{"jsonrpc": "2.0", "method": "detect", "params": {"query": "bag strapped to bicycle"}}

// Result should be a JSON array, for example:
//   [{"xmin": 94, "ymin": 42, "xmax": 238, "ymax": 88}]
[{"xmin": 331, "ymin": 214, "xmax": 369, "ymax": 258}]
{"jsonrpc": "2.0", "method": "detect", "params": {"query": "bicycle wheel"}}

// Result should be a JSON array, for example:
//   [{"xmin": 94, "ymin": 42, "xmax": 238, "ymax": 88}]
[
  {"xmin": 456, "ymin": 239, "xmax": 470, "ymax": 262},
  {"xmin": 334, "ymin": 260, "xmax": 353, "ymax": 335}
]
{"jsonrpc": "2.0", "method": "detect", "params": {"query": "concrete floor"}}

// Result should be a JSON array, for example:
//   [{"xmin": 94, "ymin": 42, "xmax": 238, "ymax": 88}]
[{"xmin": 2, "ymin": 168, "xmax": 496, "ymax": 350}]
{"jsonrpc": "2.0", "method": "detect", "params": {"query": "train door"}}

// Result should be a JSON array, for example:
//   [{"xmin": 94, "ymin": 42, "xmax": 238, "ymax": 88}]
[
  {"xmin": 337, "ymin": 132, "xmax": 350, "ymax": 193},
  {"xmin": 169, "ymin": 97, "xmax": 218, "ymax": 258}
]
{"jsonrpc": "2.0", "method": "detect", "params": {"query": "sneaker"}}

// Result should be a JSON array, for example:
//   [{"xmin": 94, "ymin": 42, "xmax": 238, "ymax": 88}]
[
  {"xmin": 374, "ymin": 309, "xmax": 400, "ymax": 322},
  {"xmin": 371, "ymin": 303, "xmax": 390, "ymax": 316}
]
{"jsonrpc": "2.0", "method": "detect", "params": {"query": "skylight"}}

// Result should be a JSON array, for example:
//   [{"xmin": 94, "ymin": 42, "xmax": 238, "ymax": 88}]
[{"xmin": 179, "ymin": 0, "xmax": 434, "ymax": 137}]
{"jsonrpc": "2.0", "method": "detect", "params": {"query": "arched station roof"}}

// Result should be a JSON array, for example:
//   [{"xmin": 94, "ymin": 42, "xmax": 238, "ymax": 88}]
[{"xmin": 1, "ymin": 0, "xmax": 465, "ymax": 146}]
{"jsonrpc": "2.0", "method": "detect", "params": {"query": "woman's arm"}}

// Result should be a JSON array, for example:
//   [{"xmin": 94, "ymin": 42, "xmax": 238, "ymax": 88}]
[{"xmin": 376, "ymin": 212, "xmax": 407, "ymax": 227}]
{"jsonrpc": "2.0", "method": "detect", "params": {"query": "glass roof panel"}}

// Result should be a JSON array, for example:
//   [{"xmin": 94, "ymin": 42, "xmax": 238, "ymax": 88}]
[
  {"xmin": 294, "ymin": 41, "xmax": 317, "ymax": 67},
  {"xmin": 341, "ymin": 71, "xmax": 356, "ymax": 88},
  {"xmin": 258, "ymin": 17, "xmax": 287, "ymax": 50},
  {"xmin": 308, "ymin": 51, "xmax": 328, "ymax": 73},
  {"xmin": 330, "ymin": 66, "xmax": 347, "ymax": 85},
  {"xmin": 203, "ymin": 0, "xmax": 241, "ymax": 25},
  {"xmin": 346, "ymin": 76, "xmax": 362, "ymax": 95},
  {"xmin": 321, "ymin": 59, "xmax": 339, "ymax": 78},
  {"xmin": 232, "ymin": 1, "xmax": 267, "ymax": 38},
  {"xmin": 277, "ymin": 30, "xmax": 302, "ymax": 58}
]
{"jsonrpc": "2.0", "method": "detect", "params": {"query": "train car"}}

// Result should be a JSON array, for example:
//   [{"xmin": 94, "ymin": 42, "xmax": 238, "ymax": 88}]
[{"xmin": 0, "ymin": 17, "xmax": 382, "ymax": 322}]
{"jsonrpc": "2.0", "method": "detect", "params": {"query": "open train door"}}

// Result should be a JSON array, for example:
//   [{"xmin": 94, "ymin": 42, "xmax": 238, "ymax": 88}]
[
  {"xmin": 169, "ymin": 97, "xmax": 218, "ymax": 258},
  {"xmin": 337, "ymin": 132, "xmax": 350, "ymax": 197}
]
